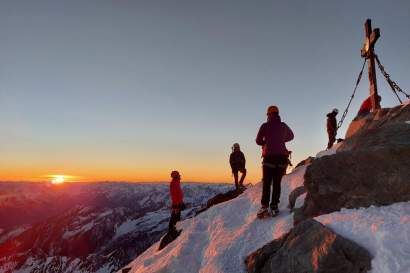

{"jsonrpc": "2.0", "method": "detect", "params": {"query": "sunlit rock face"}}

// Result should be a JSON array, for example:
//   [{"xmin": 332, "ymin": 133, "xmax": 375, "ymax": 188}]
[
  {"xmin": 246, "ymin": 219, "xmax": 371, "ymax": 273},
  {"xmin": 344, "ymin": 103, "xmax": 410, "ymax": 142},
  {"xmin": 295, "ymin": 103, "xmax": 410, "ymax": 224},
  {"xmin": 0, "ymin": 182, "xmax": 231, "ymax": 273}
]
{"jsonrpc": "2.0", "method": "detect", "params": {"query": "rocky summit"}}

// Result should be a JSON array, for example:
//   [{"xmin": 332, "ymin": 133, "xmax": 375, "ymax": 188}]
[
  {"xmin": 295, "ymin": 103, "xmax": 410, "ymax": 223},
  {"xmin": 246, "ymin": 219, "xmax": 371, "ymax": 273}
]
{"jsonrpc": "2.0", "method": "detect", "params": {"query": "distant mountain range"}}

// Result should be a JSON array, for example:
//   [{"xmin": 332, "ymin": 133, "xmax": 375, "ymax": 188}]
[{"xmin": 0, "ymin": 182, "xmax": 232, "ymax": 273}]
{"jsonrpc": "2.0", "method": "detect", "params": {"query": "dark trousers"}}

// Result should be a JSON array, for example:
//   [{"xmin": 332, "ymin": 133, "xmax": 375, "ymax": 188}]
[
  {"xmin": 168, "ymin": 209, "xmax": 181, "ymax": 232},
  {"xmin": 233, "ymin": 168, "xmax": 246, "ymax": 189},
  {"xmin": 261, "ymin": 155, "xmax": 287, "ymax": 207},
  {"xmin": 327, "ymin": 131, "xmax": 336, "ymax": 149}
]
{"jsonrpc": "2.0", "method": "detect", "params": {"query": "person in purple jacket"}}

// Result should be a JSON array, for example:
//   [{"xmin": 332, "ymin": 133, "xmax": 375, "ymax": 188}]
[{"xmin": 256, "ymin": 105, "xmax": 294, "ymax": 217}]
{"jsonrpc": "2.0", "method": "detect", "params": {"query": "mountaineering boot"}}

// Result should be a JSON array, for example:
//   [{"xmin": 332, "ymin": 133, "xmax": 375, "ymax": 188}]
[
  {"xmin": 257, "ymin": 206, "xmax": 269, "ymax": 218},
  {"xmin": 270, "ymin": 204, "xmax": 279, "ymax": 217}
]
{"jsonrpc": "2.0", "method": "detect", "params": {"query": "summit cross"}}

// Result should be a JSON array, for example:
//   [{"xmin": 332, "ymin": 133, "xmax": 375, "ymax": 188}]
[{"xmin": 360, "ymin": 18, "xmax": 381, "ymax": 111}]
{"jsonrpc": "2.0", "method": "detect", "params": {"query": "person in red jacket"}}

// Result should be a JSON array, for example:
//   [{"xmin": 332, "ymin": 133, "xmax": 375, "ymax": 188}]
[
  {"xmin": 356, "ymin": 95, "xmax": 381, "ymax": 119},
  {"xmin": 169, "ymin": 170, "xmax": 184, "ymax": 233}
]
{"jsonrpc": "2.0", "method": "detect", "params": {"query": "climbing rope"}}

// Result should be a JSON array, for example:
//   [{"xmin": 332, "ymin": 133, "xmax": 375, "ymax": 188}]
[
  {"xmin": 337, "ymin": 59, "xmax": 367, "ymax": 129},
  {"xmin": 375, "ymin": 54, "xmax": 410, "ymax": 103}
]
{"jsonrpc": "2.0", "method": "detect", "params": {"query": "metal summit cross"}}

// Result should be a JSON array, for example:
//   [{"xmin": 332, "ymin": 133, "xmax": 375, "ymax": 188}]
[{"xmin": 360, "ymin": 18, "xmax": 381, "ymax": 111}]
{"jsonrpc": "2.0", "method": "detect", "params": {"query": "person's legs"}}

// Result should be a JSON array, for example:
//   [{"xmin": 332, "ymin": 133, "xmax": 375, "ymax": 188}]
[
  {"xmin": 239, "ymin": 168, "xmax": 246, "ymax": 186},
  {"xmin": 176, "ymin": 210, "xmax": 181, "ymax": 223},
  {"xmin": 168, "ymin": 209, "xmax": 181, "ymax": 232},
  {"xmin": 327, "ymin": 131, "xmax": 336, "ymax": 149},
  {"xmin": 270, "ymin": 167, "xmax": 286, "ymax": 208},
  {"xmin": 261, "ymin": 165, "xmax": 274, "ymax": 207},
  {"xmin": 233, "ymin": 171, "xmax": 239, "ymax": 189},
  {"xmin": 168, "ymin": 211, "xmax": 177, "ymax": 231}
]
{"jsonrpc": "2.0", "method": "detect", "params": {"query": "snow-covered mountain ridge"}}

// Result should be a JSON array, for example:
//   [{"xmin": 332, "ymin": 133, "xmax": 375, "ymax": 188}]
[
  {"xmin": 121, "ymin": 142, "xmax": 410, "ymax": 273},
  {"xmin": 119, "ymin": 162, "xmax": 307, "ymax": 273},
  {"xmin": 0, "ymin": 182, "xmax": 232, "ymax": 273}
]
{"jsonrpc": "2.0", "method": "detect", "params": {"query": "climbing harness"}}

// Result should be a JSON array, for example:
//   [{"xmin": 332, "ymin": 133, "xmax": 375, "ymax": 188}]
[
  {"xmin": 374, "ymin": 54, "xmax": 410, "ymax": 103},
  {"xmin": 263, "ymin": 162, "xmax": 288, "ymax": 169},
  {"xmin": 337, "ymin": 59, "xmax": 367, "ymax": 129}
]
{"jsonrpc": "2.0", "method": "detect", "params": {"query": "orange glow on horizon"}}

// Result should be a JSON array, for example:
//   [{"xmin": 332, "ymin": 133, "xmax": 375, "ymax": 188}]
[
  {"xmin": 47, "ymin": 174, "xmax": 80, "ymax": 184},
  {"xmin": 0, "ymin": 170, "xmax": 261, "ymax": 184},
  {"xmin": 0, "ymin": 152, "xmax": 306, "ymax": 184},
  {"xmin": 0, "ymin": 142, "xmax": 309, "ymax": 184},
  {"xmin": 0, "ymin": 163, "xmax": 262, "ymax": 183}
]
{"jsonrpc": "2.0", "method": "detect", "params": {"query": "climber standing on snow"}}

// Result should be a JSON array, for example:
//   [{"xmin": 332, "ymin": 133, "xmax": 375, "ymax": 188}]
[
  {"xmin": 168, "ymin": 170, "xmax": 184, "ymax": 234},
  {"xmin": 326, "ymin": 108, "xmax": 338, "ymax": 149},
  {"xmin": 256, "ymin": 105, "xmax": 294, "ymax": 217},
  {"xmin": 229, "ymin": 143, "xmax": 247, "ymax": 190}
]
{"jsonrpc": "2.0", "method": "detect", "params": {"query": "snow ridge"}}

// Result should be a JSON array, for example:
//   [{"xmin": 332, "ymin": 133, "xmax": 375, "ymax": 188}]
[
  {"xmin": 120, "ymin": 165, "xmax": 308, "ymax": 273},
  {"xmin": 122, "ymin": 147, "xmax": 410, "ymax": 273},
  {"xmin": 316, "ymin": 203, "xmax": 410, "ymax": 273},
  {"xmin": 0, "ymin": 183, "xmax": 232, "ymax": 273}
]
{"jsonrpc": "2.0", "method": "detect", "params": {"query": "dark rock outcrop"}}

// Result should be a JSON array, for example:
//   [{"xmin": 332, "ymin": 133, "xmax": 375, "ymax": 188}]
[
  {"xmin": 344, "ymin": 104, "xmax": 410, "ymax": 140},
  {"xmin": 342, "ymin": 104, "xmax": 410, "ymax": 152},
  {"xmin": 245, "ymin": 219, "xmax": 372, "ymax": 273},
  {"xmin": 294, "ymin": 156, "xmax": 315, "ymax": 169},
  {"xmin": 295, "ymin": 104, "xmax": 410, "ymax": 223},
  {"xmin": 288, "ymin": 186, "xmax": 306, "ymax": 211},
  {"xmin": 196, "ymin": 187, "xmax": 245, "ymax": 215}
]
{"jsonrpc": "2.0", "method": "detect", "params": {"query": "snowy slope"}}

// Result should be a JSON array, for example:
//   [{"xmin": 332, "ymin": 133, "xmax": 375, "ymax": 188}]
[
  {"xmin": 121, "ymin": 146, "xmax": 410, "ymax": 273},
  {"xmin": 119, "ymin": 165, "xmax": 307, "ymax": 273},
  {"xmin": 0, "ymin": 182, "xmax": 231, "ymax": 273},
  {"xmin": 316, "ymin": 203, "xmax": 410, "ymax": 273}
]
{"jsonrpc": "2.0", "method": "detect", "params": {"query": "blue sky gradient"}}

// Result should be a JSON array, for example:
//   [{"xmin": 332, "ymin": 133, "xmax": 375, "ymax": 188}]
[{"xmin": 1, "ymin": 0, "xmax": 410, "ymax": 182}]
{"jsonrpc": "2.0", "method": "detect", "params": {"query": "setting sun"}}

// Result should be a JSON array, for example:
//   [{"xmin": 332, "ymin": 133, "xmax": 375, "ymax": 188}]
[
  {"xmin": 51, "ymin": 175, "xmax": 65, "ymax": 184},
  {"xmin": 47, "ymin": 175, "xmax": 79, "ymax": 184}
]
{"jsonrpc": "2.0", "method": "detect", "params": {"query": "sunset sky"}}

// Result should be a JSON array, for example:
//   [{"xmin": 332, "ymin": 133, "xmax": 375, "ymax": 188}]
[{"xmin": 1, "ymin": 0, "xmax": 410, "ymax": 183}]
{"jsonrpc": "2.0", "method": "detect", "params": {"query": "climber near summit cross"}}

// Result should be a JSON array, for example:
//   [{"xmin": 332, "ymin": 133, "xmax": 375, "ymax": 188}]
[
  {"xmin": 229, "ymin": 143, "xmax": 247, "ymax": 190},
  {"xmin": 355, "ymin": 95, "xmax": 382, "ymax": 120},
  {"xmin": 256, "ymin": 105, "xmax": 294, "ymax": 217},
  {"xmin": 168, "ymin": 170, "xmax": 185, "ymax": 234},
  {"xmin": 326, "ymin": 108, "xmax": 338, "ymax": 149}
]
